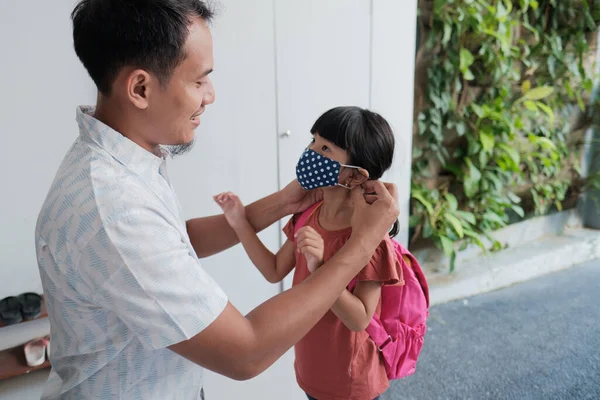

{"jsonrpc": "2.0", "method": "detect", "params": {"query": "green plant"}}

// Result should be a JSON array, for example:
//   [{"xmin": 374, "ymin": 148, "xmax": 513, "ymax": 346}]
[{"xmin": 412, "ymin": 0, "xmax": 600, "ymax": 271}]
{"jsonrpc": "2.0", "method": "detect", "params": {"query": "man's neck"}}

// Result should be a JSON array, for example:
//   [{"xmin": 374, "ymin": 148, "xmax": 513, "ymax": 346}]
[{"xmin": 94, "ymin": 95, "xmax": 158, "ymax": 154}]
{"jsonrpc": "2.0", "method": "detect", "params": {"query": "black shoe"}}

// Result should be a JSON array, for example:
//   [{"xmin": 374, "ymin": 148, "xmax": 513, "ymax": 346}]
[
  {"xmin": 0, "ymin": 296, "xmax": 23, "ymax": 325},
  {"xmin": 18, "ymin": 293, "xmax": 42, "ymax": 320}
]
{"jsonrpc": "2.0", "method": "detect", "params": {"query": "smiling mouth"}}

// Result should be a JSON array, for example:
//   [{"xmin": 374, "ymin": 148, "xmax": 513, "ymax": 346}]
[{"xmin": 191, "ymin": 108, "xmax": 204, "ymax": 121}]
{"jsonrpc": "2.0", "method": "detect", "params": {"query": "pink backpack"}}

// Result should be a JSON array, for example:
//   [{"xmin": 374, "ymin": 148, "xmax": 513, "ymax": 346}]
[{"xmin": 294, "ymin": 202, "xmax": 430, "ymax": 380}]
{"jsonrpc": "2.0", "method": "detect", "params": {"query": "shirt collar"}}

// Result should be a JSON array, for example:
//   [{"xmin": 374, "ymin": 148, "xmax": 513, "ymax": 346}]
[{"xmin": 76, "ymin": 106, "xmax": 168, "ymax": 178}]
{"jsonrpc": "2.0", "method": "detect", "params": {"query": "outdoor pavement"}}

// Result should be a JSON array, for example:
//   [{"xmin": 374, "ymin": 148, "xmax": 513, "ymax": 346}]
[{"xmin": 383, "ymin": 260, "xmax": 600, "ymax": 400}]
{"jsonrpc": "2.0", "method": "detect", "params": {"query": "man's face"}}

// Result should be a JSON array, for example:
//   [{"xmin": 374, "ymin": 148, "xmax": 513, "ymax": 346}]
[{"xmin": 146, "ymin": 17, "xmax": 215, "ymax": 152}]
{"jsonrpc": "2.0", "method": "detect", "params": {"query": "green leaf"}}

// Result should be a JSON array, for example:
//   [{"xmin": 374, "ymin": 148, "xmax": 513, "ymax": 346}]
[
  {"xmin": 433, "ymin": 0, "xmax": 446, "ymax": 13},
  {"xmin": 464, "ymin": 69, "xmax": 475, "ymax": 81},
  {"xmin": 449, "ymin": 251, "xmax": 457, "ymax": 273},
  {"xmin": 464, "ymin": 158, "xmax": 482, "ymax": 198},
  {"xmin": 439, "ymin": 235, "xmax": 454, "ymax": 257},
  {"xmin": 456, "ymin": 211, "xmax": 476, "ymax": 225},
  {"xmin": 480, "ymin": 130, "xmax": 495, "ymax": 152},
  {"xmin": 484, "ymin": 212, "xmax": 507, "ymax": 226},
  {"xmin": 512, "ymin": 205, "xmax": 525, "ymax": 218},
  {"xmin": 507, "ymin": 192, "xmax": 521, "ymax": 204},
  {"xmin": 423, "ymin": 219, "xmax": 433, "ymax": 239},
  {"xmin": 471, "ymin": 104, "xmax": 485, "ymax": 118},
  {"xmin": 521, "ymin": 86, "xmax": 554, "ymax": 101},
  {"xmin": 409, "ymin": 215, "xmax": 421, "ymax": 228},
  {"xmin": 577, "ymin": 93, "xmax": 586, "ymax": 111},
  {"xmin": 464, "ymin": 229, "xmax": 487, "ymax": 252},
  {"xmin": 535, "ymin": 102, "xmax": 555, "ymax": 125},
  {"xmin": 456, "ymin": 121, "xmax": 467, "ymax": 136},
  {"xmin": 524, "ymin": 100, "xmax": 538, "ymax": 112},
  {"xmin": 556, "ymin": 200, "xmax": 563, "ymax": 212},
  {"xmin": 412, "ymin": 192, "xmax": 434, "ymax": 215},
  {"xmin": 445, "ymin": 213, "xmax": 465, "ymax": 238},
  {"xmin": 547, "ymin": 56, "xmax": 557, "ymax": 78},
  {"xmin": 460, "ymin": 48, "xmax": 475, "ymax": 73},
  {"xmin": 496, "ymin": 1, "xmax": 509, "ymax": 21},
  {"xmin": 445, "ymin": 193, "xmax": 458, "ymax": 211},
  {"xmin": 499, "ymin": 143, "xmax": 521, "ymax": 168},
  {"xmin": 521, "ymin": 80, "xmax": 531, "ymax": 94},
  {"xmin": 534, "ymin": 136, "xmax": 557, "ymax": 151},
  {"xmin": 442, "ymin": 24, "xmax": 453, "ymax": 46},
  {"xmin": 485, "ymin": 171, "xmax": 503, "ymax": 191}
]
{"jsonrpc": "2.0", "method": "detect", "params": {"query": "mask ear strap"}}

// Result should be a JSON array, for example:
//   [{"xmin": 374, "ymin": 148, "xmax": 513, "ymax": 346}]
[{"xmin": 340, "ymin": 164, "xmax": 370, "ymax": 180}]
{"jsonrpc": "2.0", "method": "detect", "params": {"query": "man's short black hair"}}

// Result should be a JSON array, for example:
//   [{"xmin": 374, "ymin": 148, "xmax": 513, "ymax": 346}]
[{"xmin": 71, "ymin": 0, "xmax": 214, "ymax": 95}]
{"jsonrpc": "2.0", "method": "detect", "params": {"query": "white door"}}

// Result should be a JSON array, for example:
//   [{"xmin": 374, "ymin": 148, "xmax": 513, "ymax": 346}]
[{"xmin": 274, "ymin": 0, "xmax": 372, "ymax": 290}]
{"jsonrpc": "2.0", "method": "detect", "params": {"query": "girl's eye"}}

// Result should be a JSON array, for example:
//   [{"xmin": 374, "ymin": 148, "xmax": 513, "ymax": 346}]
[
  {"xmin": 310, "ymin": 137, "xmax": 316, "ymax": 143},
  {"xmin": 321, "ymin": 145, "xmax": 330, "ymax": 152}
]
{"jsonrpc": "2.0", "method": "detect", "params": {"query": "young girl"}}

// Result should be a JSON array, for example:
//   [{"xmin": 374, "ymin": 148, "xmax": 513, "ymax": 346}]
[{"xmin": 214, "ymin": 106, "xmax": 402, "ymax": 400}]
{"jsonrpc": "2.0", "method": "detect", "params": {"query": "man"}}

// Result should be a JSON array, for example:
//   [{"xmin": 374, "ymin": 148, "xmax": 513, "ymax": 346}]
[{"xmin": 34, "ymin": 1, "xmax": 399, "ymax": 399}]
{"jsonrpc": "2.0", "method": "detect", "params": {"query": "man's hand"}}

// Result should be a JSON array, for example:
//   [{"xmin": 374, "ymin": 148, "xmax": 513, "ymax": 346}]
[
  {"xmin": 279, "ymin": 180, "xmax": 323, "ymax": 215},
  {"xmin": 213, "ymin": 192, "xmax": 246, "ymax": 230},
  {"xmin": 350, "ymin": 181, "xmax": 399, "ymax": 250},
  {"xmin": 295, "ymin": 226, "xmax": 324, "ymax": 273}
]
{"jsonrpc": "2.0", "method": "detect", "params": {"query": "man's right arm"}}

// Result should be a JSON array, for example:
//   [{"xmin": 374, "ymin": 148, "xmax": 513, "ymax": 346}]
[
  {"xmin": 169, "ymin": 234, "xmax": 372, "ymax": 380},
  {"xmin": 169, "ymin": 181, "xmax": 399, "ymax": 380}
]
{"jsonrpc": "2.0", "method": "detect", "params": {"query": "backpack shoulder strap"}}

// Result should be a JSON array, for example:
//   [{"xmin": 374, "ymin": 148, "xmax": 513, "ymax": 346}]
[
  {"xmin": 400, "ymin": 248, "xmax": 430, "ymax": 308},
  {"xmin": 365, "ymin": 314, "xmax": 393, "ymax": 352},
  {"xmin": 293, "ymin": 202, "xmax": 323, "ymax": 237}
]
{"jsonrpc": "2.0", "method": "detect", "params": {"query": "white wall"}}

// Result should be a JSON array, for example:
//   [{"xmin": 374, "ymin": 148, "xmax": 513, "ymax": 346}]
[
  {"xmin": 169, "ymin": 1, "xmax": 302, "ymax": 398},
  {"xmin": 0, "ymin": 0, "xmax": 417, "ymax": 399},
  {"xmin": 0, "ymin": 0, "xmax": 93, "ymax": 398},
  {"xmin": 0, "ymin": 0, "xmax": 95, "ymax": 298},
  {"xmin": 372, "ymin": 0, "xmax": 418, "ymax": 246}
]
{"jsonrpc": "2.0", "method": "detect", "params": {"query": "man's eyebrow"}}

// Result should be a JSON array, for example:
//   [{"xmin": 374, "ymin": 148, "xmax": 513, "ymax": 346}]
[{"xmin": 198, "ymin": 68, "xmax": 213, "ymax": 79}]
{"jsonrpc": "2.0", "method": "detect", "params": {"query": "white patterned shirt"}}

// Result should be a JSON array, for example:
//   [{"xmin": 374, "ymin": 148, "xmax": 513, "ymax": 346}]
[{"xmin": 35, "ymin": 106, "xmax": 228, "ymax": 399}]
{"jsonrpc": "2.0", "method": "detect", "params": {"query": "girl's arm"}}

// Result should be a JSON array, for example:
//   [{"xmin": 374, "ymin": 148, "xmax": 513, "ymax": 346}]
[
  {"xmin": 214, "ymin": 192, "xmax": 295, "ymax": 283},
  {"xmin": 330, "ymin": 282, "xmax": 382, "ymax": 332},
  {"xmin": 233, "ymin": 218, "xmax": 296, "ymax": 283},
  {"xmin": 296, "ymin": 229, "xmax": 384, "ymax": 332}
]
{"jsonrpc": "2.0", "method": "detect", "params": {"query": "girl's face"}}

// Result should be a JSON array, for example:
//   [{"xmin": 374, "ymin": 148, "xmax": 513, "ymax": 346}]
[
  {"xmin": 308, "ymin": 133, "xmax": 368, "ymax": 189},
  {"xmin": 308, "ymin": 133, "xmax": 349, "ymax": 165}
]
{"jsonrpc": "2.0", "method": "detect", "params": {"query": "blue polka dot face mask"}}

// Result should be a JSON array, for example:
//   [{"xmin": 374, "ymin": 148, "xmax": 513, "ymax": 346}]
[{"xmin": 295, "ymin": 148, "xmax": 368, "ymax": 190}]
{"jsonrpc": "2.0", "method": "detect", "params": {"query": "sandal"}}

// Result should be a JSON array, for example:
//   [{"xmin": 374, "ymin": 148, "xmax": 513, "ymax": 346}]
[
  {"xmin": 45, "ymin": 335, "xmax": 51, "ymax": 360},
  {"xmin": 24, "ymin": 337, "xmax": 49, "ymax": 367},
  {"xmin": 18, "ymin": 292, "xmax": 42, "ymax": 320},
  {"xmin": 0, "ymin": 296, "xmax": 23, "ymax": 325}
]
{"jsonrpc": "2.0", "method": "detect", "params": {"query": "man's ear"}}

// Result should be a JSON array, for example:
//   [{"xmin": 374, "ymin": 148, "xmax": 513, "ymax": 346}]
[{"xmin": 126, "ymin": 69, "xmax": 153, "ymax": 110}]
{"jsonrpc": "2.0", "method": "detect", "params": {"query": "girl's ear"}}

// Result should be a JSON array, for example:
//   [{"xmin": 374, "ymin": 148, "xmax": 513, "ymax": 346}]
[{"xmin": 345, "ymin": 167, "xmax": 369, "ymax": 188}]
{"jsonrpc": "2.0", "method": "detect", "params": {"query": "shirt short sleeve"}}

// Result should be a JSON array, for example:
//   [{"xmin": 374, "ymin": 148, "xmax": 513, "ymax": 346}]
[
  {"xmin": 355, "ymin": 236, "xmax": 403, "ymax": 286},
  {"xmin": 78, "ymin": 207, "xmax": 228, "ymax": 350},
  {"xmin": 282, "ymin": 214, "xmax": 300, "ymax": 242}
]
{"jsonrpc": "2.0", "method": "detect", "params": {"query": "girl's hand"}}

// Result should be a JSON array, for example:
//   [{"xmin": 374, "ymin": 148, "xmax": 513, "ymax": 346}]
[
  {"xmin": 295, "ymin": 226, "xmax": 324, "ymax": 273},
  {"xmin": 214, "ymin": 192, "xmax": 247, "ymax": 229}
]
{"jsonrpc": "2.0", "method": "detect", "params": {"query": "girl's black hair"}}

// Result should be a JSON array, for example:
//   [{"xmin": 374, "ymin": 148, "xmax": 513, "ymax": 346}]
[{"xmin": 311, "ymin": 106, "xmax": 399, "ymax": 238}]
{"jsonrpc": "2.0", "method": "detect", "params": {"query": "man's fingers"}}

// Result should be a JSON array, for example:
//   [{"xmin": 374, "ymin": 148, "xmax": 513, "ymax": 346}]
[
  {"xmin": 363, "ymin": 194, "xmax": 378, "ymax": 205},
  {"xmin": 361, "ymin": 180, "xmax": 397, "ymax": 205},
  {"xmin": 350, "ymin": 185, "xmax": 367, "ymax": 207}
]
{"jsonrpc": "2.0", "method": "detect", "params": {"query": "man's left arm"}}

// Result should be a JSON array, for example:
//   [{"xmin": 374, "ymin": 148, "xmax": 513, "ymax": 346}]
[{"xmin": 187, "ymin": 181, "xmax": 322, "ymax": 258}]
